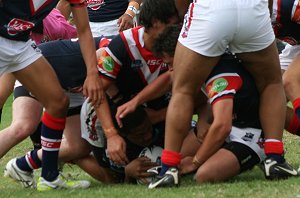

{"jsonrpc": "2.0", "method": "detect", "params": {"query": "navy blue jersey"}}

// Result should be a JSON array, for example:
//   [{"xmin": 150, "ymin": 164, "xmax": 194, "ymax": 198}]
[
  {"xmin": 205, "ymin": 54, "xmax": 261, "ymax": 129},
  {"xmin": 86, "ymin": 0, "xmax": 128, "ymax": 22},
  {"xmin": 38, "ymin": 36, "xmax": 103, "ymax": 90},
  {"xmin": 272, "ymin": 0, "xmax": 300, "ymax": 45},
  {"xmin": 97, "ymin": 26, "xmax": 170, "ymax": 109},
  {"xmin": 0, "ymin": 0, "xmax": 84, "ymax": 41}
]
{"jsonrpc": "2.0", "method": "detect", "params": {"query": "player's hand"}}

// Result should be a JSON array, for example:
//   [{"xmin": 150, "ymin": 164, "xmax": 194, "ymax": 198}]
[
  {"xmin": 115, "ymin": 99, "xmax": 138, "ymax": 128},
  {"xmin": 117, "ymin": 14, "xmax": 134, "ymax": 32},
  {"xmin": 125, "ymin": 157, "xmax": 158, "ymax": 179},
  {"xmin": 83, "ymin": 72, "xmax": 104, "ymax": 107},
  {"xmin": 179, "ymin": 156, "xmax": 199, "ymax": 175},
  {"xmin": 107, "ymin": 134, "xmax": 129, "ymax": 166}
]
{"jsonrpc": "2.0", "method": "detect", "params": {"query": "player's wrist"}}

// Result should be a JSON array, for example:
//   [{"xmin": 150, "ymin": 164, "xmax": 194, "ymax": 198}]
[
  {"xmin": 125, "ymin": 1, "xmax": 139, "ymax": 19},
  {"xmin": 104, "ymin": 127, "xmax": 118, "ymax": 138}
]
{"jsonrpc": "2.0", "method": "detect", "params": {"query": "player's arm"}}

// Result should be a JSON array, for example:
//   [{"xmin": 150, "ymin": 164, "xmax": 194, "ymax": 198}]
[
  {"xmin": 124, "ymin": 157, "xmax": 157, "ymax": 183},
  {"xmin": 192, "ymin": 99, "xmax": 233, "ymax": 167},
  {"xmin": 192, "ymin": 73, "xmax": 243, "ymax": 168},
  {"xmin": 95, "ymin": 77, "xmax": 129, "ymax": 166},
  {"xmin": 180, "ymin": 98, "xmax": 232, "ymax": 175},
  {"xmin": 95, "ymin": 38, "xmax": 130, "ymax": 165},
  {"xmin": 69, "ymin": 1, "xmax": 104, "ymax": 106},
  {"xmin": 56, "ymin": 0, "xmax": 71, "ymax": 20},
  {"xmin": 118, "ymin": 0, "xmax": 143, "ymax": 32},
  {"xmin": 116, "ymin": 70, "xmax": 172, "ymax": 127}
]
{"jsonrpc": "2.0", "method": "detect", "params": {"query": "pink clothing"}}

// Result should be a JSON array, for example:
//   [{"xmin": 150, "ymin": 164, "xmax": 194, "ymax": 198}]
[{"xmin": 31, "ymin": 8, "xmax": 77, "ymax": 44}]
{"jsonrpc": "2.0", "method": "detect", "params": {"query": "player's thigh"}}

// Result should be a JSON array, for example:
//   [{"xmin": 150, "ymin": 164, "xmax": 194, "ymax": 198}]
[
  {"xmin": 0, "ymin": 73, "xmax": 15, "ymax": 107},
  {"xmin": 180, "ymin": 129, "xmax": 201, "ymax": 158},
  {"xmin": 237, "ymin": 41, "xmax": 282, "ymax": 90},
  {"xmin": 172, "ymin": 42, "xmax": 220, "ymax": 95},
  {"xmin": 195, "ymin": 148, "xmax": 240, "ymax": 182},
  {"xmin": 64, "ymin": 114, "xmax": 82, "ymax": 142},
  {"xmin": 12, "ymin": 56, "xmax": 68, "ymax": 112}
]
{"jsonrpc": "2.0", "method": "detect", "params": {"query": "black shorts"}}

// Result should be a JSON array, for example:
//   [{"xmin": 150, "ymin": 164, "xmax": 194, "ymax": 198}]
[
  {"xmin": 223, "ymin": 141, "xmax": 260, "ymax": 172},
  {"xmin": 14, "ymin": 85, "xmax": 81, "ymax": 117}
]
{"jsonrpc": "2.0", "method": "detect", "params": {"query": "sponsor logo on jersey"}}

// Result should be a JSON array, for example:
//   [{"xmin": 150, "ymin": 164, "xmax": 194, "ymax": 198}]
[
  {"xmin": 7, "ymin": 18, "xmax": 34, "ymax": 36},
  {"xmin": 211, "ymin": 78, "xmax": 228, "ymax": 93},
  {"xmin": 103, "ymin": 56, "xmax": 114, "ymax": 72},
  {"xmin": 86, "ymin": 0, "xmax": 105, "ymax": 10},
  {"xmin": 146, "ymin": 59, "xmax": 168, "ymax": 72}
]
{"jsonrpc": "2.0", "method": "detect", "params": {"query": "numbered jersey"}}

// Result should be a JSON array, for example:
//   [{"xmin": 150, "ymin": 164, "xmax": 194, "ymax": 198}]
[
  {"xmin": 0, "ymin": 0, "xmax": 84, "ymax": 41},
  {"xmin": 272, "ymin": 0, "xmax": 300, "ymax": 45},
  {"xmin": 204, "ymin": 54, "xmax": 261, "ymax": 129}
]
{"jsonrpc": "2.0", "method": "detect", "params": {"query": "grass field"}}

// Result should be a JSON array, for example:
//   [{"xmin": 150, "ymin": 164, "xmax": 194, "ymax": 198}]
[{"xmin": 2, "ymin": 95, "xmax": 300, "ymax": 198}]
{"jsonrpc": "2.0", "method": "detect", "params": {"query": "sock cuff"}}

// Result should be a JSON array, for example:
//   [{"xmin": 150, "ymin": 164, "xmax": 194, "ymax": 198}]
[
  {"xmin": 264, "ymin": 141, "xmax": 284, "ymax": 155},
  {"xmin": 161, "ymin": 149, "xmax": 181, "ymax": 167},
  {"xmin": 292, "ymin": 98, "xmax": 300, "ymax": 111},
  {"xmin": 42, "ymin": 112, "xmax": 66, "ymax": 131},
  {"xmin": 287, "ymin": 112, "xmax": 300, "ymax": 134}
]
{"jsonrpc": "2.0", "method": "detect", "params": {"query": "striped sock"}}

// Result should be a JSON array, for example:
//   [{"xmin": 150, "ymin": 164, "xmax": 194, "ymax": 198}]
[
  {"xmin": 16, "ymin": 150, "xmax": 42, "ymax": 172},
  {"xmin": 41, "ymin": 112, "xmax": 65, "ymax": 182}
]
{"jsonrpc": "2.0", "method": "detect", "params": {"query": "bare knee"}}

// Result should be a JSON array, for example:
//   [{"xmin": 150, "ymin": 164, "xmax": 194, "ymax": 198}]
[
  {"xmin": 45, "ymin": 94, "xmax": 69, "ymax": 117},
  {"xmin": 194, "ymin": 166, "xmax": 216, "ymax": 183},
  {"xmin": 283, "ymin": 73, "xmax": 299, "ymax": 100},
  {"xmin": 11, "ymin": 120, "xmax": 38, "ymax": 141}
]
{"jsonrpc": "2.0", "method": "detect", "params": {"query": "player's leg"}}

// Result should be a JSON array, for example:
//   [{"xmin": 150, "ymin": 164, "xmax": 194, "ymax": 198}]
[
  {"xmin": 237, "ymin": 42, "xmax": 298, "ymax": 179},
  {"xmin": 0, "ymin": 73, "xmax": 15, "ymax": 123},
  {"xmin": 0, "ymin": 95, "xmax": 42, "ymax": 159},
  {"xmin": 195, "ymin": 137, "xmax": 262, "ymax": 183},
  {"xmin": 148, "ymin": 43, "xmax": 220, "ymax": 189},
  {"xmin": 12, "ymin": 56, "xmax": 69, "ymax": 189},
  {"xmin": 194, "ymin": 148, "xmax": 240, "ymax": 183},
  {"xmin": 282, "ymin": 53, "xmax": 300, "ymax": 104},
  {"xmin": 58, "ymin": 114, "xmax": 91, "ymax": 162},
  {"xmin": 74, "ymin": 154, "xmax": 118, "ymax": 183},
  {"xmin": 285, "ymin": 104, "xmax": 300, "ymax": 136},
  {"xmin": 180, "ymin": 129, "xmax": 202, "ymax": 158}
]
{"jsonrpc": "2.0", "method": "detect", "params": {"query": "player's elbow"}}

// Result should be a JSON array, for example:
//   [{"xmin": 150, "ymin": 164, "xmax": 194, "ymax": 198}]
[{"xmin": 212, "ymin": 122, "xmax": 232, "ymax": 141}]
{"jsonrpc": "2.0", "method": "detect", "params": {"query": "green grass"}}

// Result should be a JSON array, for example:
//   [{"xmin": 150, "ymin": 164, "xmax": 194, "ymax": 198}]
[{"xmin": 2, "ymin": 95, "xmax": 300, "ymax": 197}]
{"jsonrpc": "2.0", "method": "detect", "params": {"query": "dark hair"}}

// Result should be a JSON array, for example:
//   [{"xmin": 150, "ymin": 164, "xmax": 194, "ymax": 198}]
[
  {"xmin": 152, "ymin": 24, "xmax": 182, "ymax": 57},
  {"xmin": 139, "ymin": 0, "xmax": 179, "ymax": 29}
]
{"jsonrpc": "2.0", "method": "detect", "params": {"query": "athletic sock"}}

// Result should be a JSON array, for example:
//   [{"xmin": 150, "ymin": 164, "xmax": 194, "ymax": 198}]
[
  {"xmin": 16, "ymin": 150, "xmax": 42, "ymax": 172},
  {"xmin": 30, "ymin": 122, "xmax": 42, "ymax": 150},
  {"xmin": 286, "ymin": 111, "xmax": 300, "ymax": 136},
  {"xmin": 264, "ymin": 139, "xmax": 285, "ymax": 163},
  {"xmin": 160, "ymin": 149, "xmax": 181, "ymax": 176},
  {"xmin": 292, "ymin": 98, "xmax": 300, "ymax": 120},
  {"xmin": 41, "ymin": 112, "xmax": 65, "ymax": 182}
]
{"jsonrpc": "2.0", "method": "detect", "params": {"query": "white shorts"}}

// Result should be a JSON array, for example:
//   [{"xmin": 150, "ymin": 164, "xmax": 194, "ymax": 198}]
[
  {"xmin": 226, "ymin": 126, "xmax": 266, "ymax": 162},
  {"xmin": 0, "ymin": 37, "xmax": 42, "ymax": 76},
  {"xmin": 90, "ymin": 19, "xmax": 120, "ymax": 37},
  {"xmin": 179, "ymin": 0, "xmax": 275, "ymax": 56},
  {"xmin": 90, "ymin": 16, "xmax": 139, "ymax": 37},
  {"xmin": 279, "ymin": 44, "xmax": 300, "ymax": 71},
  {"xmin": 80, "ymin": 99, "xmax": 105, "ymax": 147}
]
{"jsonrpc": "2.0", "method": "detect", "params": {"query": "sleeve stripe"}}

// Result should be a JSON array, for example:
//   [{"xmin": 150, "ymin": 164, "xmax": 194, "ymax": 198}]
[
  {"xmin": 106, "ymin": 48, "xmax": 122, "ymax": 66},
  {"xmin": 98, "ymin": 68, "xmax": 117, "ymax": 79},
  {"xmin": 209, "ymin": 89, "xmax": 236, "ymax": 104}
]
